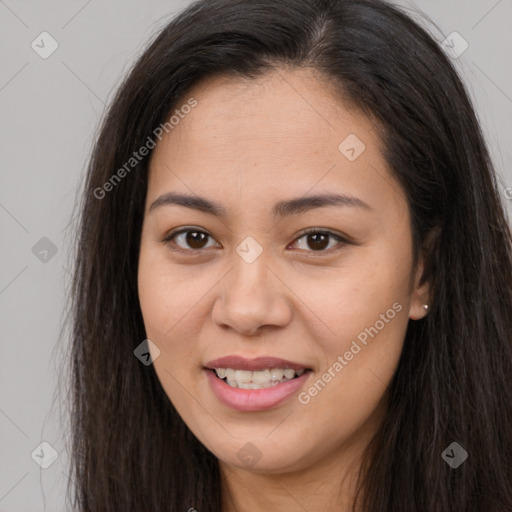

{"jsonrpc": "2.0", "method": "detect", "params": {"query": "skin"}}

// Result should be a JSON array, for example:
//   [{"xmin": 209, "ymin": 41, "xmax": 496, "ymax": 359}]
[{"xmin": 137, "ymin": 67, "xmax": 430, "ymax": 511}]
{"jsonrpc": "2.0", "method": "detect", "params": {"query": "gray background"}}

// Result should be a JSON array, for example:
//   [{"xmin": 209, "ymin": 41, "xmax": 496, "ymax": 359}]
[{"xmin": 0, "ymin": 1, "xmax": 511, "ymax": 510}]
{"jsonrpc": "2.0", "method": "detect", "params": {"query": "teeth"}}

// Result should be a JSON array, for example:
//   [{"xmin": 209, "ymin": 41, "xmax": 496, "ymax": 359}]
[
  {"xmin": 252, "ymin": 369, "xmax": 271, "ymax": 384},
  {"xmin": 213, "ymin": 367, "xmax": 308, "ymax": 389},
  {"xmin": 270, "ymin": 369, "xmax": 284, "ymax": 380},
  {"xmin": 234, "ymin": 370, "xmax": 252, "ymax": 383},
  {"xmin": 226, "ymin": 378, "xmax": 238, "ymax": 388},
  {"xmin": 283, "ymin": 369, "xmax": 295, "ymax": 379}
]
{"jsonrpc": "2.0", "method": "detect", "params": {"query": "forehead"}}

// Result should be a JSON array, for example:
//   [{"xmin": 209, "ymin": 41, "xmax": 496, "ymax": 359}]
[
  {"xmin": 153, "ymin": 68, "xmax": 373, "ymax": 157},
  {"xmin": 147, "ymin": 68, "xmax": 405, "ymax": 218}
]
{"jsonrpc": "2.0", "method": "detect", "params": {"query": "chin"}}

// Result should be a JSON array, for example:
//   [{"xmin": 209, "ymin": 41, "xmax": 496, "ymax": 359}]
[{"xmin": 210, "ymin": 435, "xmax": 314, "ymax": 474}]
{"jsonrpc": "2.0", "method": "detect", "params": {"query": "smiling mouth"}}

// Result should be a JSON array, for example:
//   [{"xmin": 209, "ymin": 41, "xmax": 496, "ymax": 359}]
[{"xmin": 209, "ymin": 367, "xmax": 312, "ymax": 389}]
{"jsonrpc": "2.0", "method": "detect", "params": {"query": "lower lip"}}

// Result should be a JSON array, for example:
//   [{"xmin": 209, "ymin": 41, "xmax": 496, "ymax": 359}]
[{"xmin": 204, "ymin": 369, "xmax": 311, "ymax": 412}]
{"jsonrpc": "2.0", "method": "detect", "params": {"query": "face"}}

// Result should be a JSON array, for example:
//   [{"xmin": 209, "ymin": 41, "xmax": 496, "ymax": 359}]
[{"xmin": 137, "ymin": 68, "xmax": 429, "ymax": 476}]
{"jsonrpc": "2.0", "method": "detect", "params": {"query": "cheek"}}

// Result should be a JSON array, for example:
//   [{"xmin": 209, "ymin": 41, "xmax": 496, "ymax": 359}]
[
  {"xmin": 137, "ymin": 247, "xmax": 201, "ymax": 417},
  {"xmin": 292, "ymin": 246, "xmax": 411, "ymax": 409},
  {"xmin": 137, "ymin": 253, "xmax": 226, "ymax": 452},
  {"xmin": 138, "ymin": 241, "xmax": 203, "ymax": 340},
  {"xmin": 137, "ymin": 243, "xmax": 199, "ymax": 386},
  {"xmin": 289, "ymin": 247, "xmax": 411, "ymax": 346}
]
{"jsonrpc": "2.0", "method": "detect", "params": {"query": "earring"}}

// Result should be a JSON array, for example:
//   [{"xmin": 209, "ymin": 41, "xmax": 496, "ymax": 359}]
[{"xmin": 423, "ymin": 304, "xmax": 429, "ymax": 311}]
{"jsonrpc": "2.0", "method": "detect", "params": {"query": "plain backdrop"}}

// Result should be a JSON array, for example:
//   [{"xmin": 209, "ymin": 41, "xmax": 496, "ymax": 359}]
[{"xmin": 0, "ymin": 0, "xmax": 511, "ymax": 510}]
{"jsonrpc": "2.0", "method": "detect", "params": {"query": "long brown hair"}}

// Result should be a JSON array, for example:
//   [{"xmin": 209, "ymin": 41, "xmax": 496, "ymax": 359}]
[{"xmin": 62, "ymin": 0, "xmax": 512, "ymax": 509}]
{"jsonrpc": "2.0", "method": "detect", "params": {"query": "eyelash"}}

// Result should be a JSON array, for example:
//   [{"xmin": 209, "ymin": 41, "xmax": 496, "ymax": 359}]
[{"xmin": 160, "ymin": 227, "xmax": 349, "ymax": 257}]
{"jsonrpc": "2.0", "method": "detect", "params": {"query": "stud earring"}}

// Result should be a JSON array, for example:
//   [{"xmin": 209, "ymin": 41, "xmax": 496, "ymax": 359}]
[{"xmin": 423, "ymin": 304, "xmax": 429, "ymax": 310}]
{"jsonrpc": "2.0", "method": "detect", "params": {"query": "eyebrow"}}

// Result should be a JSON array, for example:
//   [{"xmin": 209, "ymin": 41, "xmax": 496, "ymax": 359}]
[{"xmin": 149, "ymin": 191, "xmax": 372, "ymax": 218}]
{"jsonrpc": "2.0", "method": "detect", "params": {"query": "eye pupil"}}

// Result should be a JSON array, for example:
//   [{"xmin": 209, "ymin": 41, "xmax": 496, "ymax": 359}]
[
  {"xmin": 186, "ymin": 231, "xmax": 208, "ymax": 249},
  {"xmin": 307, "ymin": 233, "xmax": 329, "ymax": 251}
]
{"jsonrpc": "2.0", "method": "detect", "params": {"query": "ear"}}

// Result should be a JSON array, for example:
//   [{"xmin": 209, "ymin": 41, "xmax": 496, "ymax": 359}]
[
  {"xmin": 408, "ymin": 226, "xmax": 439, "ymax": 320},
  {"xmin": 408, "ymin": 253, "xmax": 431, "ymax": 320}
]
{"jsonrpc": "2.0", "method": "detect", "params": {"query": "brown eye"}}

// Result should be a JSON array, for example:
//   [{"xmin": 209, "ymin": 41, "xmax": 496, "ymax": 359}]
[
  {"xmin": 290, "ymin": 229, "xmax": 346, "ymax": 253},
  {"xmin": 183, "ymin": 231, "xmax": 209, "ymax": 249},
  {"xmin": 163, "ymin": 229, "xmax": 219, "ymax": 252},
  {"xmin": 305, "ymin": 232, "xmax": 330, "ymax": 251},
  {"xmin": 162, "ymin": 227, "xmax": 347, "ymax": 255}
]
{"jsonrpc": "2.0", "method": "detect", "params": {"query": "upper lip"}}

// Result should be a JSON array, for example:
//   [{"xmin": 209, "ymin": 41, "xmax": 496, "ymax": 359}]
[{"xmin": 204, "ymin": 356, "xmax": 312, "ymax": 372}]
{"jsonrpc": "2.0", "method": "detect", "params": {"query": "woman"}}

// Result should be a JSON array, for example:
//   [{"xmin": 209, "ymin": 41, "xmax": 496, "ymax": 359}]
[{"xmin": 66, "ymin": 0, "xmax": 512, "ymax": 510}]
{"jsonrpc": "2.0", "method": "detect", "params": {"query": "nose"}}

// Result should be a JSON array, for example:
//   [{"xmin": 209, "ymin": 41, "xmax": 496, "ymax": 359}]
[{"xmin": 211, "ymin": 253, "xmax": 292, "ymax": 336}]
